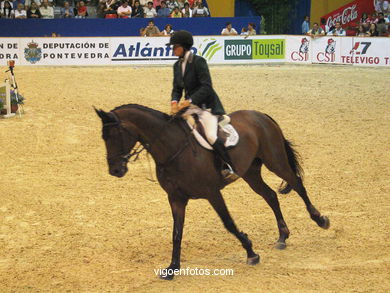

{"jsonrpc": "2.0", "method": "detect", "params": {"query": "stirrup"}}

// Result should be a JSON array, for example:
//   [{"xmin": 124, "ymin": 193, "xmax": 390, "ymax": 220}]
[{"xmin": 221, "ymin": 163, "xmax": 240, "ymax": 182}]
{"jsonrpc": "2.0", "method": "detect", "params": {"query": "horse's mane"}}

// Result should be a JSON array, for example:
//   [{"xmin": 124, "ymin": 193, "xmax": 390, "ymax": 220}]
[{"xmin": 112, "ymin": 104, "xmax": 171, "ymax": 121}]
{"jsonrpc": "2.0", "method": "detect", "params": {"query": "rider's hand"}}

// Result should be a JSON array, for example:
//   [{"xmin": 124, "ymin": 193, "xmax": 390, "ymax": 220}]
[
  {"xmin": 178, "ymin": 99, "xmax": 191, "ymax": 111},
  {"xmin": 171, "ymin": 101, "xmax": 179, "ymax": 115}
]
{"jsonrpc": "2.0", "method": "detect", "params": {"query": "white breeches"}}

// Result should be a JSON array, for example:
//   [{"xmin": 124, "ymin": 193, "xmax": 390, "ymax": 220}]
[{"xmin": 185, "ymin": 107, "xmax": 218, "ymax": 145}]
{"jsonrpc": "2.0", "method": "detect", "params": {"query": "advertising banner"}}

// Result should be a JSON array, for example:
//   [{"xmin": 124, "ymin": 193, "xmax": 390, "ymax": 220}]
[
  {"xmin": 321, "ymin": 0, "xmax": 375, "ymax": 29},
  {"xmin": 342, "ymin": 37, "xmax": 390, "ymax": 66},
  {"xmin": 0, "ymin": 39, "xmax": 20, "ymax": 64},
  {"xmin": 18, "ymin": 38, "xmax": 111, "ymax": 66},
  {"xmin": 221, "ymin": 36, "xmax": 286, "ymax": 63},
  {"xmin": 111, "ymin": 37, "xmax": 176, "ymax": 66},
  {"xmin": 0, "ymin": 36, "xmax": 388, "ymax": 67},
  {"xmin": 311, "ymin": 36, "xmax": 343, "ymax": 64},
  {"xmin": 286, "ymin": 36, "xmax": 311, "ymax": 64}
]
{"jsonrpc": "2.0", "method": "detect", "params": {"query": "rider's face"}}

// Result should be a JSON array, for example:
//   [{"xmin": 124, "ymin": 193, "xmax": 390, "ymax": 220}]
[{"xmin": 173, "ymin": 44, "xmax": 184, "ymax": 57}]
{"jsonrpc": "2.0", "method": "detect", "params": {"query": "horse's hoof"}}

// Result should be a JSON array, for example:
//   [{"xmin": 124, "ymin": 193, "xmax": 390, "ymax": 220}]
[
  {"xmin": 247, "ymin": 254, "xmax": 260, "ymax": 265},
  {"xmin": 320, "ymin": 216, "xmax": 330, "ymax": 229},
  {"xmin": 159, "ymin": 273, "xmax": 174, "ymax": 281},
  {"xmin": 274, "ymin": 241, "xmax": 287, "ymax": 250}
]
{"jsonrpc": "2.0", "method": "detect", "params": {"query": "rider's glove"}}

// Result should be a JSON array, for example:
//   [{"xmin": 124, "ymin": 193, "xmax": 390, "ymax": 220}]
[{"xmin": 171, "ymin": 101, "xmax": 179, "ymax": 115}]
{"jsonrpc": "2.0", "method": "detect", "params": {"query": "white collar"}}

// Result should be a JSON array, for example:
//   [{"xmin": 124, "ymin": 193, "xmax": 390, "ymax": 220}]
[{"xmin": 183, "ymin": 50, "xmax": 191, "ymax": 63}]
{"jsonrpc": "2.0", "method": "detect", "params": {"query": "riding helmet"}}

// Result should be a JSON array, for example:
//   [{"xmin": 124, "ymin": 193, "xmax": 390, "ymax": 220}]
[{"xmin": 166, "ymin": 30, "xmax": 194, "ymax": 50}]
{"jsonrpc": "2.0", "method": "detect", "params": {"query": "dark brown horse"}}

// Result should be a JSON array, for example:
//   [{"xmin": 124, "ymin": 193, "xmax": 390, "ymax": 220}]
[{"xmin": 95, "ymin": 104, "xmax": 329, "ymax": 280}]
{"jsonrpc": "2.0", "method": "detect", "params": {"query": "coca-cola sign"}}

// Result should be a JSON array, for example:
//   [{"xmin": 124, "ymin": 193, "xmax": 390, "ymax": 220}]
[{"xmin": 322, "ymin": 0, "xmax": 375, "ymax": 29}]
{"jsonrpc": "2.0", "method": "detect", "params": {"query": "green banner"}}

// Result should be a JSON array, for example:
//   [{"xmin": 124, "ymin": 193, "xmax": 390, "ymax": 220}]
[
  {"xmin": 224, "ymin": 39, "xmax": 285, "ymax": 60},
  {"xmin": 224, "ymin": 40, "xmax": 252, "ymax": 60},
  {"xmin": 252, "ymin": 39, "xmax": 285, "ymax": 59}
]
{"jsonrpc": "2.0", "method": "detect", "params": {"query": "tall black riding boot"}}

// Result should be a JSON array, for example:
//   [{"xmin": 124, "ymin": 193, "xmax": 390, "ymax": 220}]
[{"xmin": 212, "ymin": 138, "xmax": 239, "ymax": 181}]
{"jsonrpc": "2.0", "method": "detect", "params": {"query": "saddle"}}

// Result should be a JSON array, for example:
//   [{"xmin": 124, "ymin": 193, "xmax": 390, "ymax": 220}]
[{"xmin": 181, "ymin": 106, "xmax": 239, "ymax": 150}]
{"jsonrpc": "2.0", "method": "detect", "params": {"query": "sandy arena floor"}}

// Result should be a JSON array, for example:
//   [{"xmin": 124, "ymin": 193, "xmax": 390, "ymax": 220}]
[{"xmin": 0, "ymin": 64, "xmax": 389, "ymax": 292}]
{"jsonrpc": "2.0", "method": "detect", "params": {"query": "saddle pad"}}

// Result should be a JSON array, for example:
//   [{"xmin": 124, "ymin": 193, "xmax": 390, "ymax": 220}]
[{"xmin": 186, "ymin": 120, "xmax": 239, "ymax": 150}]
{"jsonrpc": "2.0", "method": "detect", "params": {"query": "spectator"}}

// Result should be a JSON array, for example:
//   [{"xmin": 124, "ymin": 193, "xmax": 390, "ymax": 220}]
[
  {"xmin": 187, "ymin": 0, "xmax": 194, "ymax": 8},
  {"xmin": 47, "ymin": 0, "xmax": 55, "ymax": 7},
  {"xmin": 104, "ymin": 0, "xmax": 119, "ymax": 17},
  {"xmin": 375, "ymin": 0, "xmax": 389, "ymax": 13},
  {"xmin": 377, "ymin": 12, "xmax": 387, "ymax": 23},
  {"xmin": 157, "ymin": 0, "xmax": 170, "ymax": 17},
  {"xmin": 376, "ymin": 22, "xmax": 388, "ymax": 36},
  {"xmin": 307, "ymin": 22, "xmax": 325, "ymax": 37},
  {"xmin": 75, "ymin": 1, "xmax": 87, "ymax": 18},
  {"xmin": 221, "ymin": 22, "xmax": 238, "ymax": 35},
  {"xmin": 192, "ymin": 1, "xmax": 208, "ymax": 17},
  {"xmin": 371, "ymin": 12, "xmax": 379, "ymax": 23},
  {"xmin": 5, "ymin": 0, "xmax": 12, "ymax": 10},
  {"xmin": 368, "ymin": 23, "xmax": 379, "ymax": 36},
  {"xmin": 240, "ymin": 27, "xmax": 248, "ymax": 36},
  {"xmin": 356, "ymin": 24, "xmax": 368, "ymax": 36},
  {"xmin": 170, "ymin": 6, "xmax": 181, "ymax": 17},
  {"xmin": 117, "ymin": 1, "xmax": 132, "ymax": 18},
  {"xmin": 27, "ymin": 0, "xmax": 42, "ymax": 9},
  {"xmin": 1, "ymin": 1, "xmax": 14, "ymax": 18},
  {"xmin": 139, "ymin": 0, "xmax": 148, "ymax": 6},
  {"xmin": 131, "ymin": 0, "xmax": 143, "ymax": 17},
  {"xmin": 320, "ymin": 18, "xmax": 329, "ymax": 34},
  {"xmin": 177, "ymin": 0, "xmax": 185, "ymax": 9},
  {"xmin": 360, "ymin": 12, "xmax": 370, "ymax": 29},
  {"xmin": 166, "ymin": 0, "xmax": 179, "ymax": 11},
  {"xmin": 60, "ymin": 1, "xmax": 74, "ymax": 18},
  {"xmin": 144, "ymin": 19, "xmax": 160, "ymax": 36},
  {"xmin": 27, "ymin": 2, "xmax": 42, "ymax": 18},
  {"xmin": 1, "ymin": 0, "xmax": 15, "ymax": 10},
  {"xmin": 143, "ymin": 1, "xmax": 156, "ymax": 18},
  {"xmin": 24, "ymin": 0, "xmax": 40, "ymax": 10},
  {"xmin": 247, "ymin": 22, "xmax": 256, "ymax": 35},
  {"xmin": 327, "ymin": 21, "xmax": 346, "ymax": 36},
  {"xmin": 161, "ymin": 23, "xmax": 174, "ymax": 35},
  {"xmin": 96, "ymin": 2, "xmax": 106, "ymax": 17},
  {"xmin": 15, "ymin": 3, "xmax": 27, "ymax": 18},
  {"xmin": 153, "ymin": 0, "xmax": 162, "ymax": 9},
  {"xmin": 181, "ymin": 2, "xmax": 192, "ymax": 18},
  {"xmin": 40, "ymin": 0, "xmax": 54, "ymax": 18},
  {"xmin": 302, "ymin": 15, "xmax": 310, "ymax": 34}
]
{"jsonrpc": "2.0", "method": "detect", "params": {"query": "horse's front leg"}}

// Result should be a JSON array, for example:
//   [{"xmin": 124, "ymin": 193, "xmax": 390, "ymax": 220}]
[
  {"xmin": 208, "ymin": 191, "xmax": 260, "ymax": 265},
  {"xmin": 160, "ymin": 192, "xmax": 188, "ymax": 280}
]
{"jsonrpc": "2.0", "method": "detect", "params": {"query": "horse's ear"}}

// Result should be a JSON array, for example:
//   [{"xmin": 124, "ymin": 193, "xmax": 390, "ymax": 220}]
[
  {"xmin": 93, "ymin": 107, "xmax": 118, "ymax": 124},
  {"xmin": 93, "ymin": 106, "xmax": 105, "ymax": 120}
]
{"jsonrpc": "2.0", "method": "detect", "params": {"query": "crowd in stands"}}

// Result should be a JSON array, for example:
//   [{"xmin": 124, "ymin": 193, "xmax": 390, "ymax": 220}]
[
  {"xmin": 357, "ymin": 9, "xmax": 390, "ymax": 36},
  {"xmin": 136, "ymin": 20, "xmax": 256, "ymax": 37},
  {"xmin": 0, "ymin": 0, "xmax": 211, "ymax": 19},
  {"xmin": 302, "ymin": 2, "xmax": 390, "ymax": 38},
  {"xmin": 220, "ymin": 22, "xmax": 256, "ymax": 36}
]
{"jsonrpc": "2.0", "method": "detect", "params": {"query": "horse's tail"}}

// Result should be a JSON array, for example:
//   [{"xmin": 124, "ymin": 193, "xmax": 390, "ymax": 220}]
[{"xmin": 278, "ymin": 139, "xmax": 304, "ymax": 194}]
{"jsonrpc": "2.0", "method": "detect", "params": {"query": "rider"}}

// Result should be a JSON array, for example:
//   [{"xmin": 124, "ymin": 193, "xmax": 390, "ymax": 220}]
[{"xmin": 167, "ymin": 30, "xmax": 238, "ymax": 179}]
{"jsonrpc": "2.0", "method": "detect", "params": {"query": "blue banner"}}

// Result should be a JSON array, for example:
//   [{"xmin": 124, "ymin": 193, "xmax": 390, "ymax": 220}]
[{"xmin": 0, "ymin": 17, "xmax": 261, "ymax": 37}]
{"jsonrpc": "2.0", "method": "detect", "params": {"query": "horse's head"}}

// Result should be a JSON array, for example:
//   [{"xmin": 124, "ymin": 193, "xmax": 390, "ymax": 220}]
[{"xmin": 95, "ymin": 108, "xmax": 138, "ymax": 178}]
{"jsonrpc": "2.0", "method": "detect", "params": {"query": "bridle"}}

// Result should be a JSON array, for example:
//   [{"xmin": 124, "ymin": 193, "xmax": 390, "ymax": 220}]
[
  {"xmin": 103, "ymin": 112, "xmax": 191, "ymax": 168},
  {"xmin": 103, "ymin": 117, "xmax": 145, "ymax": 164}
]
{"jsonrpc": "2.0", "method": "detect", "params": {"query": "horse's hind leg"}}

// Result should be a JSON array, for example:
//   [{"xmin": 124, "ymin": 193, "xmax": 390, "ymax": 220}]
[
  {"xmin": 243, "ymin": 159, "xmax": 290, "ymax": 249},
  {"xmin": 287, "ymin": 175, "xmax": 330, "ymax": 229},
  {"xmin": 268, "ymin": 161, "xmax": 330, "ymax": 230},
  {"xmin": 208, "ymin": 191, "xmax": 260, "ymax": 265}
]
